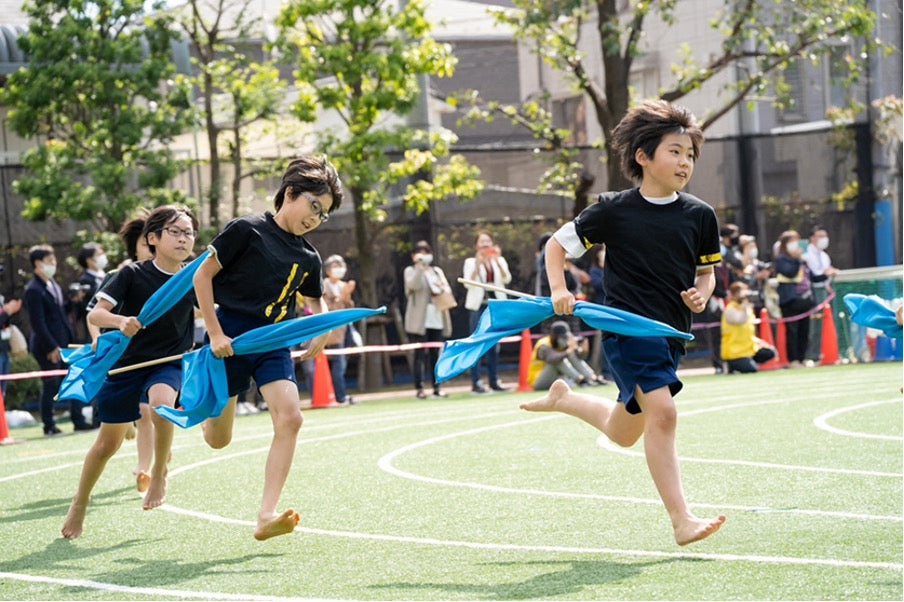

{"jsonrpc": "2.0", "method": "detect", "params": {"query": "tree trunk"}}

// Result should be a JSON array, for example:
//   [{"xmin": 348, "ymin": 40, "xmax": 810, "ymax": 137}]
[
  {"xmin": 352, "ymin": 185, "xmax": 384, "ymax": 389},
  {"xmin": 203, "ymin": 69, "xmax": 221, "ymax": 229}
]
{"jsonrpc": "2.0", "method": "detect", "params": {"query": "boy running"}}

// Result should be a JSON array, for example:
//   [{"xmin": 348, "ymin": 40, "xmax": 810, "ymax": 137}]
[{"xmin": 522, "ymin": 100, "xmax": 726, "ymax": 546}]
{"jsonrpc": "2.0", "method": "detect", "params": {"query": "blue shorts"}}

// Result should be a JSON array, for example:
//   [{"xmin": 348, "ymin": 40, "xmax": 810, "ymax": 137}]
[
  {"xmin": 602, "ymin": 335, "xmax": 683, "ymax": 415},
  {"xmin": 95, "ymin": 362, "xmax": 182, "ymax": 424},
  {"xmin": 214, "ymin": 310, "xmax": 296, "ymax": 398}
]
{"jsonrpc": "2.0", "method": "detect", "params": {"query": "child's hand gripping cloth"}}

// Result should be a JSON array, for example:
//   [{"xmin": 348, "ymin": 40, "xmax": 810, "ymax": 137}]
[
  {"xmin": 434, "ymin": 296, "xmax": 694, "ymax": 382},
  {"xmin": 843, "ymin": 294, "xmax": 903, "ymax": 339},
  {"xmin": 57, "ymin": 251, "xmax": 210, "ymax": 404},
  {"xmin": 155, "ymin": 306, "xmax": 387, "ymax": 428}
]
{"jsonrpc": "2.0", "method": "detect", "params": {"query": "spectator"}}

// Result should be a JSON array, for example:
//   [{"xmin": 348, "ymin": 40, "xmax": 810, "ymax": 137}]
[
  {"xmin": 321, "ymin": 254, "xmax": 357, "ymax": 404},
  {"xmin": 72, "ymin": 242, "xmax": 108, "ymax": 344},
  {"xmin": 774, "ymin": 230, "xmax": 813, "ymax": 367},
  {"xmin": 804, "ymin": 225, "xmax": 839, "ymax": 365},
  {"xmin": 22, "ymin": 244, "xmax": 93, "ymax": 434},
  {"xmin": 527, "ymin": 320, "xmax": 605, "ymax": 390},
  {"xmin": 720, "ymin": 281, "xmax": 777, "ymax": 373},
  {"xmin": 0, "ymin": 293, "xmax": 23, "ymax": 397},
  {"xmin": 586, "ymin": 245, "xmax": 612, "ymax": 380},
  {"xmin": 462, "ymin": 230, "xmax": 511, "ymax": 393},
  {"xmin": 403, "ymin": 240, "xmax": 452, "ymax": 399},
  {"xmin": 735, "ymin": 235, "xmax": 771, "ymax": 316}
]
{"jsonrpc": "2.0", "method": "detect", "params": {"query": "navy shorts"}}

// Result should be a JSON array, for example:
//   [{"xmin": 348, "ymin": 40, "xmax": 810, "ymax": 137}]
[
  {"xmin": 602, "ymin": 335, "xmax": 683, "ymax": 415},
  {"xmin": 95, "ymin": 361, "xmax": 182, "ymax": 424},
  {"xmin": 214, "ymin": 310, "xmax": 296, "ymax": 398}
]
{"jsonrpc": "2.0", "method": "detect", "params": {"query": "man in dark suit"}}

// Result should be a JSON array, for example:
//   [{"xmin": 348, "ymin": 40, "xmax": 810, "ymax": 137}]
[{"xmin": 23, "ymin": 244, "xmax": 93, "ymax": 435}]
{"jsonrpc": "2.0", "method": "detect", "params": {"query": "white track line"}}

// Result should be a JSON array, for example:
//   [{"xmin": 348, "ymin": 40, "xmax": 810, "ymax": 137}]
[
  {"xmin": 377, "ymin": 416, "xmax": 903, "ymax": 522},
  {"xmin": 812, "ymin": 398, "xmax": 903, "ymax": 441},
  {"xmin": 0, "ymin": 571, "xmax": 334, "ymax": 601},
  {"xmin": 159, "ymin": 505, "xmax": 902, "ymax": 571}
]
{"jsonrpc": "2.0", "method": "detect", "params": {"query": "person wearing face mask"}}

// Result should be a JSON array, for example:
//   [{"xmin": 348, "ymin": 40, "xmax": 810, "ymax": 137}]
[
  {"xmin": 526, "ymin": 321, "xmax": 604, "ymax": 390},
  {"xmin": 319, "ymin": 255, "xmax": 357, "ymax": 404},
  {"xmin": 774, "ymin": 230, "xmax": 813, "ymax": 367},
  {"xmin": 803, "ymin": 226, "xmax": 839, "ymax": 365},
  {"xmin": 72, "ymin": 243, "xmax": 108, "ymax": 344},
  {"xmin": 22, "ymin": 244, "xmax": 93, "ymax": 434},
  {"xmin": 403, "ymin": 240, "xmax": 452, "ymax": 399},
  {"xmin": 462, "ymin": 231, "xmax": 511, "ymax": 393}
]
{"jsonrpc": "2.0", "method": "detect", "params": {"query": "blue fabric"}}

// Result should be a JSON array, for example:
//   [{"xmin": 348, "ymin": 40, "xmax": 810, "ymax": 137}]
[
  {"xmin": 843, "ymin": 294, "xmax": 903, "ymax": 339},
  {"xmin": 57, "ymin": 251, "xmax": 209, "ymax": 403},
  {"xmin": 155, "ymin": 306, "xmax": 386, "ymax": 428},
  {"xmin": 434, "ymin": 296, "xmax": 694, "ymax": 382}
]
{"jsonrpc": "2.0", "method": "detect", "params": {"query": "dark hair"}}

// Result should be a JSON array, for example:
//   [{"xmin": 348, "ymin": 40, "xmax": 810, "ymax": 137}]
[
  {"xmin": 142, "ymin": 205, "xmax": 198, "ymax": 255},
  {"xmin": 274, "ymin": 155, "xmax": 344, "ymax": 214},
  {"xmin": 611, "ymin": 100, "xmax": 703, "ymax": 183},
  {"xmin": 720, "ymin": 223, "xmax": 739, "ymax": 238},
  {"xmin": 809, "ymin": 224, "xmax": 827, "ymax": 237},
  {"xmin": 76, "ymin": 242, "xmax": 103, "ymax": 269},
  {"xmin": 28, "ymin": 244, "xmax": 54, "ymax": 268},
  {"xmin": 119, "ymin": 213, "xmax": 148, "ymax": 262},
  {"xmin": 537, "ymin": 232, "xmax": 553, "ymax": 252},
  {"xmin": 550, "ymin": 320, "xmax": 571, "ymax": 337},
  {"xmin": 474, "ymin": 230, "xmax": 495, "ymax": 245},
  {"xmin": 413, "ymin": 240, "xmax": 432, "ymax": 254},
  {"xmin": 728, "ymin": 281, "xmax": 749, "ymax": 296},
  {"xmin": 777, "ymin": 230, "xmax": 800, "ymax": 256}
]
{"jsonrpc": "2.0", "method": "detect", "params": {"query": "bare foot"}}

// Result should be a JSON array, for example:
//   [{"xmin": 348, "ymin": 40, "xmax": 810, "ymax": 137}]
[
  {"xmin": 253, "ymin": 509, "xmax": 300, "ymax": 541},
  {"xmin": 520, "ymin": 379, "xmax": 571, "ymax": 412},
  {"xmin": 674, "ymin": 514, "xmax": 726, "ymax": 546},
  {"xmin": 135, "ymin": 470, "xmax": 151, "ymax": 493},
  {"xmin": 142, "ymin": 474, "xmax": 167, "ymax": 510},
  {"xmin": 61, "ymin": 501, "xmax": 87, "ymax": 539}
]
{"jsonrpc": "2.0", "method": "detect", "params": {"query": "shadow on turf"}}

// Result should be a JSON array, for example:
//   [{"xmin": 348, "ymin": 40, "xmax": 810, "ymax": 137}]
[
  {"xmin": 3, "ymin": 487, "xmax": 132, "ymax": 523},
  {"xmin": 370, "ymin": 557, "xmax": 709, "ymax": 599}
]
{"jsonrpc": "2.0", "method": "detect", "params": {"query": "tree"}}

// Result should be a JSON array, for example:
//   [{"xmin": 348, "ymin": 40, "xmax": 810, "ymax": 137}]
[
  {"xmin": 471, "ymin": 0, "xmax": 877, "ymax": 195},
  {"xmin": 1, "ymin": 0, "xmax": 193, "ymax": 231},
  {"xmin": 174, "ymin": 0, "xmax": 287, "ymax": 228},
  {"xmin": 274, "ymin": 0, "xmax": 483, "ymax": 313}
]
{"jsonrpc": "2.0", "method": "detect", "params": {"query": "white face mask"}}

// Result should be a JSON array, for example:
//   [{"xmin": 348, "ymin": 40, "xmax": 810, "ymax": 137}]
[
  {"xmin": 40, "ymin": 262, "xmax": 56, "ymax": 279},
  {"xmin": 748, "ymin": 248, "xmax": 759, "ymax": 260},
  {"xmin": 331, "ymin": 266, "xmax": 347, "ymax": 279},
  {"xmin": 419, "ymin": 253, "xmax": 434, "ymax": 265},
  {"xmin": 93, "ymin": 254, "xmax": 108, "ymax": 271},
  {"xmin": 815, "ymin": 237, "xmax": 829, "ymax": 250}
]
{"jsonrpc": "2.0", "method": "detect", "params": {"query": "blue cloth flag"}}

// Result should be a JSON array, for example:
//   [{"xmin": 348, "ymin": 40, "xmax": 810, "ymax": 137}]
[
  {"xmin": 434, "ymin": 296, "xmax": 693, "ymax": 383},
  {"xmin": 843, "ymin": 294, "xmax": 903, "ymax": 339},
  {"xmin": 155, "ymin": 306, "xmax": 386, "ymax": 428},
  {"xmin": 57, "ymin": 251, "xmax": 210, "ymax": 403}
]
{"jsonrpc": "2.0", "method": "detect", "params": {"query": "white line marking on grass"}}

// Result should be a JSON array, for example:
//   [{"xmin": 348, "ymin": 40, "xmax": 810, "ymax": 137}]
[
  {"xmin": 376, "ymin": 416, "xmax": 902, "ymax": 521},
  {"xmin": 812, "ymin": 399, "xmax": 903, "ymax": 441},
  {"xmin": 158, "ymin": 505, "xmax": 903, "ymax": 571},
  {"xmin": 0, "ymin": 571, "xmax": 335, "ymax": 601}
]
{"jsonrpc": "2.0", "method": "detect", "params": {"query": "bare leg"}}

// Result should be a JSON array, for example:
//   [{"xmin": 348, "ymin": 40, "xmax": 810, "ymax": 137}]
[
  {"xmin": 201, "ymin": 395, "xmax": 237, "ymax": 449},
  {"xmin": 61, "ymin": 423, "xmax": 130, "ymax": 538},
  {"xmin": 635, "ymin": 385, "xmax": 725, "ymax": 545},
  {"xmin": 143, "ymin": 384, "xmax": 177, "ymax": 510},
  {"xmin": 133, "ymin": 402, "xmax": 154, "ymax": 492},
  {"xmin": 253, "ymin": 379, "xmax": 303, "ymax": 540},
  {"xmin": 521, "ymin": 379, "xmax": 644, "ymax": 447}
]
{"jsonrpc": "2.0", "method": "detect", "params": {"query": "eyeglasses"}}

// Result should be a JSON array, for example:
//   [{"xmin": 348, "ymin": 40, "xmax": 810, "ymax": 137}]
[
  {"xmin": 160, "ymin": 226, "xmax": 197, "ymax": 239},
  {"xmin": 300, "ymin": 192, "xmax": 330, "ymax": 223}
]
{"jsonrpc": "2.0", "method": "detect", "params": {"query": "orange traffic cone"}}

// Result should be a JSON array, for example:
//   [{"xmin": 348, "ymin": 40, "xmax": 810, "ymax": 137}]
[
  {"xmin": 310, "ymin": 353, "xmax": 338, "ymax": 408},
  {"xmin": 0, "ymin": 386, "xmax": 18, "ymax": 445},
  {"xmin": 775, "ymin": 318, "xmax": 789, "ymax": 367},
  {"xmin": 820, "ymin": 301, "xmax": 839, "ymax": 365},
  {"xmin": 516, "ymin": 329, "xmax": 533, "ymax": 392},
  {"xmin": 757, "ymin": 308, "xmax": 782, "ymax": 371}
]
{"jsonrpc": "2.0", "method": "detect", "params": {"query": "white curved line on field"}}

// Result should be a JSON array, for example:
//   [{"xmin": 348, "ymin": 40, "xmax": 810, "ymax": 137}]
[
  {"xmin": 0, "ymin": 571, "xmax": 333, "ymax": 601},
  {"xmin": 158, "ymin": 505, "xmax": 902, "ymax": 571},
  {"xmin": 376, "ymin": 415, "xmax": 902, "ymax": 522},
  {"xmin": 812, "ymin": 398, "xmax": 903, "ymax": 441}
]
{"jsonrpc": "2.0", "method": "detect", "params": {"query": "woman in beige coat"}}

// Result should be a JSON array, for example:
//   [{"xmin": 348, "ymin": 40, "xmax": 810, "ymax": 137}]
[{"xmin": 404, "ymin": 240, "xmax": 452, "ymax": 399}]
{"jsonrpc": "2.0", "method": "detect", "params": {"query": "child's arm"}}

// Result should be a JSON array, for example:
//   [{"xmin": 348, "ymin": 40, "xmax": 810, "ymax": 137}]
[
  {"xmin": 299, "ymin": 295, "xmax": 330, "ymax": 360},
  {"xmin": 545, "ymin": 236, "xmax": 574, "ymax": 314},
  {"xmin": 193, "ymin": 255, "xmax": 233, "ymax": 358},
  {"xmin": 680, "ymin": 266, "xmax": 715, "ymax": 313},
  {"xmin": 87, "ymin": 299, "xmax": 142, "ymax": 336}
]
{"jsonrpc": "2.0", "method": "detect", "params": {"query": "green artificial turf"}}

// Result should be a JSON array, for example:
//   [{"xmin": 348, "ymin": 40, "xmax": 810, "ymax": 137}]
[{"xmin": 1, "ymin": 362, "xmax": 901, "ymax": 600}]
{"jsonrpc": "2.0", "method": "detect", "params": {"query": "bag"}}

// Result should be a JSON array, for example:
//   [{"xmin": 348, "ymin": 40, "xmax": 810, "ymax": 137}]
[
  {"xmin": 432, "ymin": 287, "xmax": 457, "ymax": 312},
  {"xmin": 7, "ymin": 325, "xmax": 27, "ymax": 357}
]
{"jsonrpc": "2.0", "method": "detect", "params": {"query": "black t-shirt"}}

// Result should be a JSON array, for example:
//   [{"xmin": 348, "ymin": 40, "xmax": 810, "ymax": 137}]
[
  {"xmin": 573, "ymin": 189, "xmax": 721, "ymax": 344},
  {"xmin": 209, "ymin": 212, "xmax": 323, "ymax": 323},
  {"xmin": 95, "ymin": 260, "xmax": 196, "ymax": 365}
]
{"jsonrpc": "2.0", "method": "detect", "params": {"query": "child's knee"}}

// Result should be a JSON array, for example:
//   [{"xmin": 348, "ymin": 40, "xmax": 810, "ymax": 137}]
[
  {"xmin": 204, "ymin": 430, "xmax": 232, "ymax": 449},
  {"xmin": 274, "ymin": 408, "xmax": 303, "ymax": 433}
]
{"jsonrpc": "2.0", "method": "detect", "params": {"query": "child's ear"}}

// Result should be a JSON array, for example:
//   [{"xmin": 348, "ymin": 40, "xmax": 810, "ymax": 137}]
[{"xmin": 634, "ymin": 147, "xmax": 650, "ymax": 166}]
